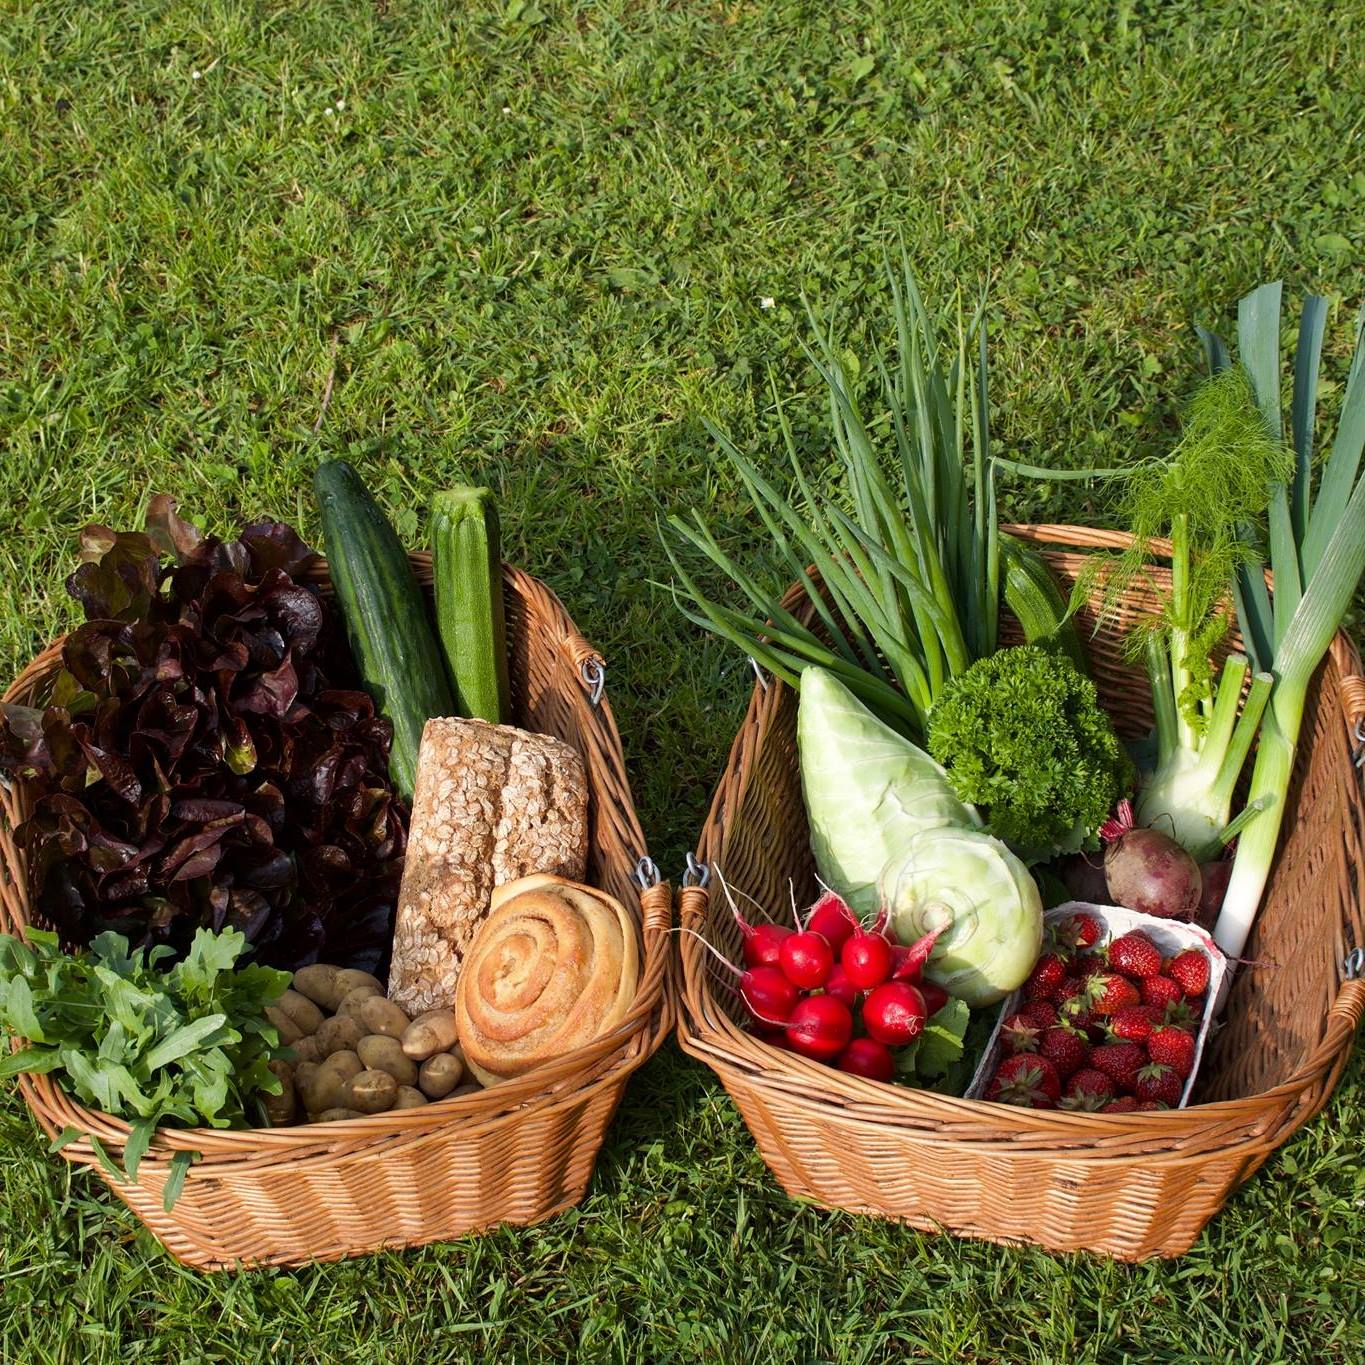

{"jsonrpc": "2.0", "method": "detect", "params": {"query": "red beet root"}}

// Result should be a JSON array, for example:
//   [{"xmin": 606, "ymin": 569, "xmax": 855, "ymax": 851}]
[{"xmin": 1100, "ymin": 800, "xmax": 1201, "ymax": 919}]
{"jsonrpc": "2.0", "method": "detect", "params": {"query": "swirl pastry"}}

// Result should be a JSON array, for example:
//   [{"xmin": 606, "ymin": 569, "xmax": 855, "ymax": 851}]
[{"xmin": 454, "ymin": 874, "xmax": 640, "ymax": 1086}]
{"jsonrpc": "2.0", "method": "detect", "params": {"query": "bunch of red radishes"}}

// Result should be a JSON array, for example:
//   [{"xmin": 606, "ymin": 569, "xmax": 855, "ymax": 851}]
[
  {"xmin": 984, "ymin": 911, "xmax": 1210, "ymax": 1112},
  {"xmin": 723, "ymin": 889, "xmax": 948, "ymax": 1082}
]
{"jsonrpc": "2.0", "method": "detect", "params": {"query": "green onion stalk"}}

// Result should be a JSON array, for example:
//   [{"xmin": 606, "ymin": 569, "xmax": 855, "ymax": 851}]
[
  {"xmin": 1208, "ymin": 285, "xmax": 1365, "ymax": 959},
  {"xmin": 660, "ymin": 255, "xmax": 1093, "ymax": 740}
]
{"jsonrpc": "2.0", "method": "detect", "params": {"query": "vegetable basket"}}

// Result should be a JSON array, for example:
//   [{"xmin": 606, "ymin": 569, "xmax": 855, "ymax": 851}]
[
  {"xmin": 0, "ymin": 557, "xmax": 672, "ymax": 1270},
  {"xmin": 676, "ymin": 523, "xmax": 1365, "ymax": 1261}
]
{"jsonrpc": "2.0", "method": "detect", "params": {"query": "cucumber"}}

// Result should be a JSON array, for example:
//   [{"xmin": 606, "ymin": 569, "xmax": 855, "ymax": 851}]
[
  {"xmin": 1001, "ymin": 537, "xmax": 1089, "ymax": 674},
  {"xmin": 314, "ymin": 460, "xmax": 455, "ymax": 799},
  {"xmin": 430, "ymin": 487, "xmax": 510, "ymax": 725}
]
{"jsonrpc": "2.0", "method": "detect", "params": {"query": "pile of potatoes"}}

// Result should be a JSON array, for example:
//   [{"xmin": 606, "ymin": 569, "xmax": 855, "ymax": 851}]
[{"xmin": 263, "ymin": 964, "xmax": 479, "ymax": 1124}]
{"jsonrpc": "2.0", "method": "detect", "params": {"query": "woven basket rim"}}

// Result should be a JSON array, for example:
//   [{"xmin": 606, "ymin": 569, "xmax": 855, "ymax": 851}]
[
  {"xmin": 0, "ymin": 556, "xmax": 672, "ymax": 1164},
  {"xmin": 677, "ymin": 521, "xmax": 1365, "ymax": 1152}
]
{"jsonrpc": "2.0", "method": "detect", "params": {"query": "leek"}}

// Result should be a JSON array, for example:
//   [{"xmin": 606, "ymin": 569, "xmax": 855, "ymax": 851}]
[{"xmin": 1209, "ymin": 285, "xmax": 1365, "ymax": 958}]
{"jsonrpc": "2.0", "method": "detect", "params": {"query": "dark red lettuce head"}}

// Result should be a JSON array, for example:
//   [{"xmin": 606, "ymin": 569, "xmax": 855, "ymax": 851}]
[{"xmin": 0, "ymin": 499, "xmax": 406, "ymax": 974}]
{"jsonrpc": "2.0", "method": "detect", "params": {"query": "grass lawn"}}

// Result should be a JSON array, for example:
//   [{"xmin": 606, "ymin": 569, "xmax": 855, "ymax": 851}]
[{"xmin": 2, "ymin": 0, "xmax": 1364, "ymax": 1359}]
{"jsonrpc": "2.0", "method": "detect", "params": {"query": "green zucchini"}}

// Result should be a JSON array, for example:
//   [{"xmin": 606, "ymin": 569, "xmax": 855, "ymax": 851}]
[
  {"xmin": 1001, "ymin": 537, "xmax": 1089, "ymax": 674},
  {"xmin": 314, "ymin": 460, "xmax": 455, "ymax": 799},
  {"xmin": 430, "ymin": 487, "xmax": 510, "ymax": 725}
]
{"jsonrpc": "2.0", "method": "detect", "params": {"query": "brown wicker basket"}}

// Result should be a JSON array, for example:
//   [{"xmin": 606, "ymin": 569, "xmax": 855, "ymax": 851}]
[
  {"xmin": 0, "ymin": 557, "xmax": 672, "ymax": 1270},
  {"xmin": 677, "ymin": 523, "xmax": 1365, "ymax": 1261}
]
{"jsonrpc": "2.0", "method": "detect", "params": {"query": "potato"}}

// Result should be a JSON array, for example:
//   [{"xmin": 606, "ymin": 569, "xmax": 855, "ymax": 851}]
[
  {"xmin": 345, "ymin": 1069, "xmax": 399, "ymax": 1114},
  {"xmin": 262, "ymin": 1058, "xmax": 297, "ymax": 1126},
  {"xmin": 264, "ymin": 1006, "xmax": 303, "ymax": 1045},
  {"xmin": 401, "ymin": 1009, "xmax": 460, "ymax": 1061},
  {"xmin": 276, "ymin": 989, "xmax": 325, "ymax": 1035},
  {"xmin": 316, "ymin": 1014, "xmax": 368, "ymax": 1056},
  {"xmin": 292, "ymin": 963, "xmax": 345, "ymax": 1010},
  {"xmin": 358, "ymin": 995, "xmax": 410, "ymax": 1039},
  {"xmin": 336, "ymin": 985, "xmax": 384, "ymax": 1019},
  {"xmin": 314, "ymin": 1107, "xmax": 364, "ymax": 1122},
  {"xmin": 293, "ymin": 1033, "xmax": 327, "ymax": 1064},
  {"xmin": 392, "ymin": 1086, "xmax": 429, "ymax": 1110},
  {"xmin": 357, "ymin": 1034, "xmax": 418, "ymax": 1086},
  {"xmin": 450, "ymin": 1082, "xmax": 483, "ymax": 1098},
  {"xmin": 418, "ymin": 1051, "xmax": 464, "ymax": 1100},
  {"xmin": 294, "ymin": 1060, "xmax": 319, "ymax": 1092},
  {"xmin": 299, "ymin": 1049, "xmax": 363, "ymax": 1115},
  {"xmin": 333, "ymin": 968, "xmax": 384, "ymax": 998}
]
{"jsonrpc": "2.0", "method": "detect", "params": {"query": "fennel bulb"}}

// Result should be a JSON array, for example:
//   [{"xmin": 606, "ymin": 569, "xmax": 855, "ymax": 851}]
[
  {"xmin": 880, "ymin": 826, "xmax": 1044, "ymax": 1007},
  {"xmin": 798, "ymin": 666, "xmax": 978, "ymax": 914}
]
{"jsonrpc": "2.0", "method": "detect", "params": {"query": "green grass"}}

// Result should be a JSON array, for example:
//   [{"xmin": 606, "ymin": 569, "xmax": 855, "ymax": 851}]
[{"xmin": 2, "ymin": 0, "xmax": 1364, "ymax": 1359}]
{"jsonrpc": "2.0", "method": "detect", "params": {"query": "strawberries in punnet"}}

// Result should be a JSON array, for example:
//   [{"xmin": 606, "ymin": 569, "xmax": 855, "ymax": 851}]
[
  {"xmin": 1053, "ymin": 974, "xmax": 1084, "ymax": 1004},
  {"xmin": 1102, "ymin": 1095, "xmax": 1140, "ymax": 1113},
  {"xmin": 1060, "ymin": 1067, "xmax": 1114, "ymax": 1110},
  {"xmin": 1038, "ymin": 1025, "xmax": 1089, "ymax": 1080},
  {"xmin": 1058, "ymin": 992, "xmax": 1098, "ymax": 1031},
  {"xmin": 1147, "ymin": 1024, "xmax": 1197, "ymax": 1077},
  {"xmin": 1090, "ymin": 1041, "xmax": 1145, "ymax": 1092},
  {"xmin": 1108, "ymin": 1004, "xmax": 1163, "ymax": 1044},
  {"xmin": 1107, "ymin": 930, "xmax": 1163, "ymax": 979},
  {"xmin": 987, "ymin": 1054, "xmax": 1062, "ymax": 1108},
  {"xmin": 1076, "ymin": 953, "xmax": 1108, "ymax": 980},
  {"xmin": 1139, "ymin": 974, "xmax": 1184, "ymax": 1012},
  {"xmin": 1024, "ymin": 952, "xmax": 1071, "ymax": 1003},
  {"xmin": 1053, "ymin": 911, "xmax": 1103, "ymax": 952},
  {"xmin": 1087, "ymin": 972, "xmax": 1140, "ymax": 1015},
  {"xmin": 1165, "ymin": 948, "xmax": 1210, "ymax": 998},
  {"xmin": 1135, "ymin": 1062, "xmax": 1183, "ymax": 1107},
  {"xmin": 1020, "ymin": 999, "xmax": 1058, "ymax": 1029},
  {"xmin": 1136, "ymin": 1099, "xmax": 1170, "ymax": 1111}
]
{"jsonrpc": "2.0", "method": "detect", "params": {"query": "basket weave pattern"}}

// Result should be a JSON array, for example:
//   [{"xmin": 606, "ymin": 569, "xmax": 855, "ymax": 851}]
[
  {"xmin": 0, "ymin": 558, "xmax": 671, "ymax": 1270},
  {"xmin": 677, "ymin": 524, "xmax": 1365, "ymax": 1260}
]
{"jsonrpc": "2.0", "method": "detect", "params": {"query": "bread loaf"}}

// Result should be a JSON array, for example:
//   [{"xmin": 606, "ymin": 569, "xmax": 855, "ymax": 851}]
[
  {"xmin": 387, "ymin": 719, "xmax": 589, "ymax": 1015},
  {"xmin": 454, "ymin": 874, "xmax": 639, "ymax": 1086}
]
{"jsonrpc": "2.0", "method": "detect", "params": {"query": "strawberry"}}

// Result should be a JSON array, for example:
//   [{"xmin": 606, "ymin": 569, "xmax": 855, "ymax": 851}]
[
  {"xmin": 1023, "ymin": 952, "xmax": 1071, "ymax": 1003},
  {"xmin": 1058, "ymin": 992, "xmax": 1098, "ymax": 1032},
  {"xmin": 1090, "ymin": 1041, "xmax": 1145, "ymax": 1092},
  {"xmin": 1087, "ymin": 972, "xmax": 1140, "ymax": 1015},
  {"xmin": 1139, "ymin": 975, "xmax": 1184, "ymax": 1011},
  {"xmin": 1052, "ymin": 973, "xmax": 1084, "ymax": 1004},
  {"xmin": 1163, "ymin": 997, "xmax": 1202, "ymax": 1031},
  {"xmin": 1020, "ymin": 999, "xmax": 1058, "ymax": 1029},
  {"xmin": 1136, "ymin": 1099, "xmax": 1170, "ymax": 1111},
  {"xmin": 1060, "ymin": 1067, "xmax": 1114, "ymax": 1110},
  {"xmin": 1054, "ymin": 911, "xmax": 1103, "ymax": 952},
  {"xmin": 986, "ymin": 1054, "xmax": 1062, "ymax": 1108},
  {"xmin": 1038, "ymin": 1025, "xmax": 1089, "ymax": 1080},
  {"xmin": 1165, "ymin": 948, "xmax": 1210, "ymax": 998},
  {"xmin": 1102, "ymin": 1095, "xmax": 1140, "ymax": 1113},
  {"xmin": 1108, "ymin": 1004, "xmax": 1162, "ymax": 1044},
  {"xmin": 1076, "ymin": 953, "xmax": 1109, "ymax": 980},
  {"xmin": 1147, "ymin": 1024, "xmax": 1197, "ymax": 1077},
  {"xmin": 1107, "ymin": 930, "xmax": 1163, "ymax": 980},
  {"xmin": 1000, "ymin": 1012, "xmax": 1040, "ymax": 1055},
  {"xmin": 1135, "ymin": 1062, "xmax": 1183, "ymax": 1107}
]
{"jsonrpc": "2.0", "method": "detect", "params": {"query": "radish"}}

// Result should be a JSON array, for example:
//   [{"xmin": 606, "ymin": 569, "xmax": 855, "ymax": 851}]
[
  {"xmin": 863, "ymin": 981, "xmax": 927, "ymax": 1046},
  {"xmin": 784, "ymin": 994, "xmax": 853, "ymax": 1060},
  {"xmin": 679, "ymin": 928, "xmax": 800, "ymax": 1026},
  {"xmin": 840, "ymin": 929, "xmax": 893, "ymax": 989},
  {"xmin": 917, "ymin": 980, "xmax": 949, "ymax": 1016},
  {"xmin": 805, "ymin": 889, "xmax": 858, "ymax": 953},
  {"xmin": 742, "ymin": 922, "xmax": 793, "ymax": 969},
  {"xmin": 778, "ymin": 931, "xmax": 834, "ymax": 989},
  {"xmin": 836, "ymin": 1037, "xmax": 896, "ymax": 1082},
  {"xmin": 823, "ymin": 963, "xmax": 862, "ymax": 1010},
  {"xmin": 890, "ymin": 926, "xmax": 942, "ymax": 983},
  {"xmin": 1100, "ymin": 800, "xmax": 1201, "ymax": 920}
]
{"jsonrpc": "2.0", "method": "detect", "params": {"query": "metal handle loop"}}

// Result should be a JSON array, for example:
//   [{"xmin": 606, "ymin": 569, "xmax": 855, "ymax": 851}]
[
  {"xmin": 633, "ymin": 855, "xmax": 661, "ymax": 889},
  {"xmin": 682, "ymin": 852, "xmax": 711, "ymax": 888},
  {"xmin": 1344, "ymin": 947, "xmax": 1364, "ymax": 981},
  {"xmin": 580, "ymin": 658, "xmax": 606, "ymax": 706}
]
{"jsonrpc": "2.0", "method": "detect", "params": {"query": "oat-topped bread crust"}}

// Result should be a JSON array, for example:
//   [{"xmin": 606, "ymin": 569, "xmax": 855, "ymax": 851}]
[{"xmin": 387, "ymin": 717, "xmax": 589, "ymax": 1015}]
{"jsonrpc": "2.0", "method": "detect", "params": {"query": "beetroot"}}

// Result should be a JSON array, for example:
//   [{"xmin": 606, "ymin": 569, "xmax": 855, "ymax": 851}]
[
  {"xmin": 1195, "ymin": 858, "xmax": 1233, "ymax": 931},
  {"xmin": 1100, "ymin": 801, "xmax": 1201, "ymax": 919}
]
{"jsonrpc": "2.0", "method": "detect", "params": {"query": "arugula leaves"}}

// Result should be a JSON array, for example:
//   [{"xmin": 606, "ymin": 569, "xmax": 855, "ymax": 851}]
[{"xmin": 0, "ymin": 926, "xmax": 291, "ymax": 1205}]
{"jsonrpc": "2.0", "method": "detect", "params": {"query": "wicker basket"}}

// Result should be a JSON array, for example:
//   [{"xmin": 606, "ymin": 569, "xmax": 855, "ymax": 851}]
[
  {"xmin": 677, "ymin": 523, "xmax": 1365, "ymax": 1261},
  {"xmin": 0, "ymin": 557, "xmax": 672, "ymax": 1270}
]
